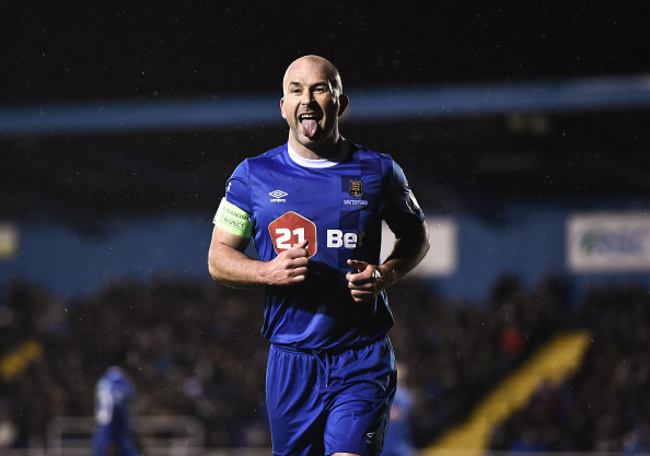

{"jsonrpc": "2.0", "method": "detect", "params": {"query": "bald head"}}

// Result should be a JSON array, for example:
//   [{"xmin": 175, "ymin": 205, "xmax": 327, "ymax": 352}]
[
  {"xmin": 282, "ymin": 55, "xmax": 343, "ymax": 97},
  {"xmin": 279, "ymin": 54, "xmax": 349, "ymax": 158}
]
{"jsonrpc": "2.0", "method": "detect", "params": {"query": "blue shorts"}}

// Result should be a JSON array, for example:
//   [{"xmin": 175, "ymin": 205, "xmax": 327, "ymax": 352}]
[{"xmin": 266, "ymin": 336, "xmax": 397, "ymax": 456}]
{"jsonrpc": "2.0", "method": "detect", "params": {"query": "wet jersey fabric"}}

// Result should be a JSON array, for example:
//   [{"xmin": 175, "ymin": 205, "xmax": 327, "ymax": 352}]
[{"xmin": 223, "ymin": 139, "xmax": 425, "ymax": 350}]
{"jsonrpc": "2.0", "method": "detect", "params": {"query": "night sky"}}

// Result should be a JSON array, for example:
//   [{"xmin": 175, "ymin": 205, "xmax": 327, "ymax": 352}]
[{"xmin": 3, "ymin": 1, "xmax": 650, "ymax": 104}]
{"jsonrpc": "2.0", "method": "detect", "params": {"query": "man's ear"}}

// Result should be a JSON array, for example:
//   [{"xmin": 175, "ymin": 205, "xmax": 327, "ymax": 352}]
[
  {"xmin": 338, "ymin": 94, "xmax": 349, "ymax": 117},
  {"xmin": 280, "ymin": 97, "xmax": 287, "ymax": 119}
]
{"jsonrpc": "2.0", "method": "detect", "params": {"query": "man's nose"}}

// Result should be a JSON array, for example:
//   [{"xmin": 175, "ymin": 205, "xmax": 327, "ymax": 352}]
[{"xmin": 300, "ymin": 91, "xmax": 314, "ymax": 104}]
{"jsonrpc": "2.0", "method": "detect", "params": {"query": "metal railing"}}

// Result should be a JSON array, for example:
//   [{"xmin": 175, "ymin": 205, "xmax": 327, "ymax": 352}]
[{"xmin": 45, "ymin": 415, "xmax": 205, "ymax": 456}]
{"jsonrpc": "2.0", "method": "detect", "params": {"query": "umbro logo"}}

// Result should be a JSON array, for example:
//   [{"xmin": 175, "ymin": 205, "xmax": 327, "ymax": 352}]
[
  {"xmin": 365, "ymin": 432, "xmax": 381, "ymax": 450},
  {"xmin": 269, "ymin": 189, "xmax": 288, "ymax": 202},
  {"xmin": 269, "ymin": 190, "xmax": 288, "ymax": 199}
]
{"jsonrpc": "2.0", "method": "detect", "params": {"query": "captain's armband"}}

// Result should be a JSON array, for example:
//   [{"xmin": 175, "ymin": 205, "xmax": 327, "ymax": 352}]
[{"xmin": 213, "ymin": 198, "xmax": 253, "ymax": 238}]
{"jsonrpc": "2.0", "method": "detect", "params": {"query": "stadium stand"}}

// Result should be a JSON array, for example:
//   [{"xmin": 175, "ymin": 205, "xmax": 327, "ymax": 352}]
[{"xmin": 1, "ymin": 271, "xmax": 649, "ymax": 455}]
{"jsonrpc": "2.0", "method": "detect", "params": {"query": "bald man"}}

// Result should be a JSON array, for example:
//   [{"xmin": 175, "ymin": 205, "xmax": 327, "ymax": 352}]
[{"xmin": 208, "ymin": 55, "xmax": 429, "ymax": 456}]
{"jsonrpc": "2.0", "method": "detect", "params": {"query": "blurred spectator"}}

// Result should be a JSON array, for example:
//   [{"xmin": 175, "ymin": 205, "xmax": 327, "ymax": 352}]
[
  {"xmin": 624, "ymin": 422, "xmax": 650, "ymax": 455},
  {"xmin": 0, "ymin": 400, "xmax": 17, "ymax": 449},
  {"xmin": 92, "ymin": 363, "xmax": 140, "ymax": 456},
  {"xmin": 383, "ymin": 362, "xmax": 415, "ymax": 456}
]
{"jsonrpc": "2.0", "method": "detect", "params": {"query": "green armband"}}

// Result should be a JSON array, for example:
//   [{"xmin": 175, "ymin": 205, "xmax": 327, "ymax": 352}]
[{"xmin": 213, "ymin": 198, "xmax": 253, "ymax": 238}]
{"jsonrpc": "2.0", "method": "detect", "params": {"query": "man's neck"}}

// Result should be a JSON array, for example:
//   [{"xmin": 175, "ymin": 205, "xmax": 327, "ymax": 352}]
[{"xmin": 288, "ymin": 135, "xmax": 341, "ymax": 160}]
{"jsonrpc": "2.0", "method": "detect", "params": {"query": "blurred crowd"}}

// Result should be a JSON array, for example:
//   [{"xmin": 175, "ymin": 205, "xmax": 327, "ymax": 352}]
[
  {"xmin": 0, "ymin": 272, "xmax": 649, "ymax": 453},
  {"xmin": 1, "ymin": 276, "xmax": 270, "ymax": 449},
  {"xmin": 489, "ymin": 282, "xmax": 650, "ymax": 454}
]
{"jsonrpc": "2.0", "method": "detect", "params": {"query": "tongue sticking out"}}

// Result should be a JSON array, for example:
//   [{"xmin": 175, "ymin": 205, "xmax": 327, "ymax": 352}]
[{"xmin": 301, "ymin": 119, "xmax": 318, "ymax": 138}]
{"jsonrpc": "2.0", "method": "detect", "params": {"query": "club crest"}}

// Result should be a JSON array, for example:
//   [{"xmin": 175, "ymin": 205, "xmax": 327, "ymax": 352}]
[{"xmin": 348, "ymin": 179, "xmax": 364, "ymax": 198}]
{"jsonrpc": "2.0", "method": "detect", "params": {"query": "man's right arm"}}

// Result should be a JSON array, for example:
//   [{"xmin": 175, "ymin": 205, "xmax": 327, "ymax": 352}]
[{"xmin": 207, "ymin": 225, "xmax": 310, "ymax": 288}]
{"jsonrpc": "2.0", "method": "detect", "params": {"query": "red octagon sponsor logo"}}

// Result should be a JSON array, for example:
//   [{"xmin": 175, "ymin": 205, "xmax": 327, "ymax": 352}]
[{"xmin": 268, "ymin": 211, "xmax": 317, "ymax": 258}]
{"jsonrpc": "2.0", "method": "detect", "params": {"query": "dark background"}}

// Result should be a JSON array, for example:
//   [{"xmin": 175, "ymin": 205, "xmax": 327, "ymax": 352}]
[
  {"xmin": 3, "ymin": 1, "xmax": 650, "ymax": 229},
  {"xmin": 2, "ymin": 3, "xmax": 650, "ymax": 450},
  {"xmin": 4, "ymin": 1, "xmax": 650, "ymax": 103}
]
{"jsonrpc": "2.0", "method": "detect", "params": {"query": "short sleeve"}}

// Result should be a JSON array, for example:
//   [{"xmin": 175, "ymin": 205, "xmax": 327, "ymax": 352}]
[{"xmin": 383, "ymin": 160, "xmax": 425, "ymax": 237}]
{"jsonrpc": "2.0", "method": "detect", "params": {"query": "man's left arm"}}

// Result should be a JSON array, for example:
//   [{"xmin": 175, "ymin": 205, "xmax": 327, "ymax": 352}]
[
  {"xmin": 378, "ymin": 218, "xmax": 430, "ymax": 287},
  {"xmin": 347, "ymin": 219, "xmax": 429, "ymax": 303},
  {"xmin": 347, "ymin": 159, "xmax": 429, "ymax": 302}
]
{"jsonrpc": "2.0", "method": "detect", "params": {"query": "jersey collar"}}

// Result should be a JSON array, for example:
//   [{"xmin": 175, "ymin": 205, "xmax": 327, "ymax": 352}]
[{"xmin": 287, "ymin": 139, "xmax": 349, "ymax": 168}]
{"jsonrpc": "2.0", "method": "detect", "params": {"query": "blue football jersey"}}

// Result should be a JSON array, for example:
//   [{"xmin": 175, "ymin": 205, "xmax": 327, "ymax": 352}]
[{"xmin": 223, "ymin": 139, "xmax": 424, "ymax": 350}]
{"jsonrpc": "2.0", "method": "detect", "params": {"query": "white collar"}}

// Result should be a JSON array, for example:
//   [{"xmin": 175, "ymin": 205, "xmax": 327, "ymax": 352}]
[{"xmin": 287, "ymin": 140, "xmax": 348, "ymax": 168}]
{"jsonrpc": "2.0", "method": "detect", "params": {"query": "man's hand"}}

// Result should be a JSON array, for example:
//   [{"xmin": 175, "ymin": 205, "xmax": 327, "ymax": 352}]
[
  {"xmin": 265, "ymin": 240, "xmax": 310, "ymax": 286},
  {"xmin": 346, "ymin": 259, "xmax": 385, "ymax": 303}
]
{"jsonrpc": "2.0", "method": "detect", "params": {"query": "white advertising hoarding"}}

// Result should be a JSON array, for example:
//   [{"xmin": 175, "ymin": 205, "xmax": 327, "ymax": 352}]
[
  {"xmin": 382, "ymin": 216, "xmax": 457, "ymax": 276},
  {"xmin": 567, "ymin": 212, "xmax": 650, "ymax": 272}
]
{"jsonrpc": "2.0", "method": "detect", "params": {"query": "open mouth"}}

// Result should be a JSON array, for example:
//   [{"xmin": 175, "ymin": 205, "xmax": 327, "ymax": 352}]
[
  {"xmin": 299, "ymin": 113, "xmax": 322, "ymax": 138},
  {"xmin": 299, "ymin": 113, "xmax": 322, "ymax": 122}
]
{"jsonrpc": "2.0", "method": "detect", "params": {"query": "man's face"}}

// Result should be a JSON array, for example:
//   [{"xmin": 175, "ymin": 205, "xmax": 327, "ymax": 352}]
[{"xmin": 280, "ymin": 58, "xmax": 346, "ymax": 150}]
